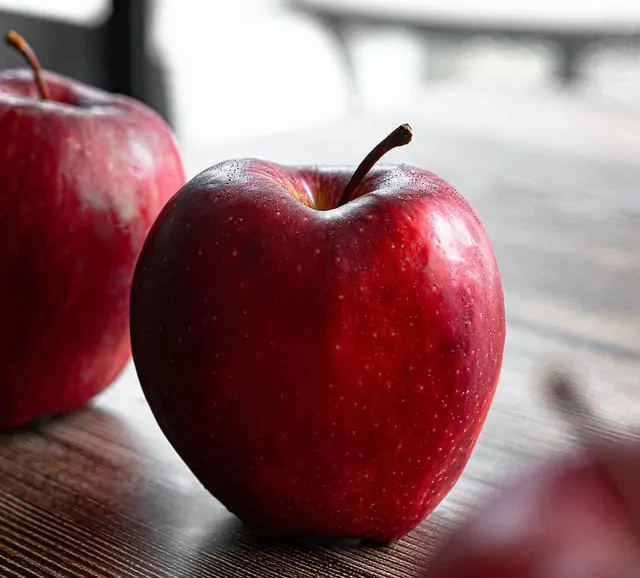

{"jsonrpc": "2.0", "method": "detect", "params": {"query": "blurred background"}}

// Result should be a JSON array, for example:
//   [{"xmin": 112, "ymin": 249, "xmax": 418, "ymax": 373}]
[{"xmin": 0, "ymin": 0, "xmax": 639, "ymax": 154}]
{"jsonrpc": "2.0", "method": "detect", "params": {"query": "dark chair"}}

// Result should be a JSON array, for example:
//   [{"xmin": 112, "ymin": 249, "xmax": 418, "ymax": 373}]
[{"xmin": 0, "ymin": 0, "xmax": 171, "ymax": 125}]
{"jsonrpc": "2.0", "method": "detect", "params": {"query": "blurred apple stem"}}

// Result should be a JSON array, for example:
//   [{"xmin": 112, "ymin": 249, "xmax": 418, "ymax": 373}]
[
  {"xmin": 545, "ymin": 368, "xmax": 640, "ymax": 539},
  {"xmin": 337, "ymin": 123, "xmax": 413, "ymax": 207},
  {"xmin": 546, "ymin": 369, "xmax": 603, "ymax": 442},
  {"xmin": 5, "ymin": 30, "xmax": 49, "ymax": 100}
]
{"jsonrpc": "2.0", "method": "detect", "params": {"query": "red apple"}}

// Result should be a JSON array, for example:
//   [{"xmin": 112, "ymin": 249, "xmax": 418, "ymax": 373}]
[
  {"xmin": 130, "ymin": 124, "xmax": 506, "ymax": 542},
  {"xmin": 425, "ymin": 449, "xmax": 640, "ymax": 578},
  {"xmin": 0, "ymin": 31, "xmax": 185, "ymax": 429},
  {"xmin": 425, "ymin": 373, "xmax": 640, "ymax": 578}
]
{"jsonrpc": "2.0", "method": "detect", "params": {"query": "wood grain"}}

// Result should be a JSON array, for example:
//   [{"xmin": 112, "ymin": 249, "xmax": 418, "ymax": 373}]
[{"xmin": 2, "ymin": 88, "xmax": 640, "ymax": 577}]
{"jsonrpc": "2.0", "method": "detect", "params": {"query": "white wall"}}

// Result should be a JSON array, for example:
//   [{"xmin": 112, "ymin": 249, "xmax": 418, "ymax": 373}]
[{"xmin": 152, "ymin": 0, "xmax": 351, "ymax": 146}]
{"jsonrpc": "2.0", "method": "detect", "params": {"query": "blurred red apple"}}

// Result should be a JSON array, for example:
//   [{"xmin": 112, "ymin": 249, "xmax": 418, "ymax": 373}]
[
  {"xmin": 130, "ymin": 124, "xmax": 506, "ymax": 542},
  {"xmin": 425, "ymin": 444, "xmax": 640, "ymax": 578},
  {"xmin": 425, "ymin": 372, "xmax": 640, "ymax": 578},
  {"xmin": 0, "ymin": 31, "xmax": 185, "ymax": 428}
]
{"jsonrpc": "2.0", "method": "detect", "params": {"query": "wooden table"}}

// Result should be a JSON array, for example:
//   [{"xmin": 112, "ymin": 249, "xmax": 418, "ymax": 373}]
[
  {"xmin": 289, "ymin": 0, "xmax": 640, "ymax": 83},
  {"xmin": 2, "ymin": 87, "xmax": 640, "ymax": 577}
]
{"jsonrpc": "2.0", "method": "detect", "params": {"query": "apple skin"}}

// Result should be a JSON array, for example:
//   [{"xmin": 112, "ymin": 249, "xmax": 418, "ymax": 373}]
[
  {"xmin": 130, "ymin": 158, "xmax": 506, "ymax": 542},
  {"xmin": 424, "ymin": 442, "xmax": 640, "ymax": 578},
  {"xmin": 0, "ymin": 69, "xmax": 185, "ymax": 429}
]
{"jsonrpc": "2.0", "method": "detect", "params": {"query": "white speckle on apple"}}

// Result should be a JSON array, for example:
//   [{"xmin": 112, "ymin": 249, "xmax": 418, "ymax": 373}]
[
  {"xmin": 419, "ymin": 385, "xmax": 424, "ymax": 391},
  {"xmin": 315, "ymin": 248, "xmax": 321, "ymax": 255},
  {"xmin": 335, "ymin": 257, "xmax": 342, "ymax": 264},
  {"xmin": 296, "ymin": 265, "xmax": 302, "ymax": 273},
  {"xmin": 244, "ymin": 333, "xmax": 249, "ymax": 339},
  {"xmin": 352, "ymin": 430, "xmax": 357, "ymax": 436},
  {"xmin": 364, "ymin": 365, "xmax": 370, "ymax": 371},
  {"xmin": 186, "ymin": 266, "xmax": 191, "ymax": 272},
  {"xmin": 177, "ymin": 337, "xmax": 182, "ymax": 345},
  {"xmin": 328, "ymin": 383, "xmax": 333, "ymax": 389},
  {"xmin": 232, "ymin": 250, "xmax": 238, "ymax": 257},
  {"xmin": 269, "ymin": 341, "xmax": 274, "ymax": 347},
  {"xmin": 335, "ymin": 345, "xmax": 341, "ymax": 350},
  {"xmin": 185, "ymin": 222, "xmax": 191, "ymax": 229},
  {"xmin": 158, "ymin": 325, "xmax": 163, "ymax": 332},
  {"xmin": 338, "ymin": 294, "xmax": 344, "ymax": 300},
  {"xmin": 163, "ymin": 256, "xmax": 167, "ymax": 262},
  {"xmin": 373, "ymin": 332, "xmax": 378, "ymax": 338},
  {"xmin": 212, "ymin": 316, "xmax": 217, "ymax": 321},
  {"xmin": 198, "ymin": 250, "xmax": 203, "ymax": 256},
  {"xmin": 169, "ymin": 359, "xmax": 175, "ymax": 364}
]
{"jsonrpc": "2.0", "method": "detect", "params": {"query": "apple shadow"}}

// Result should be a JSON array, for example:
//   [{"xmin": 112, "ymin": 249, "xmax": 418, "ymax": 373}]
[{"xmin": 175, "ymin": 512, "xmax": 410, "ymax": 578}]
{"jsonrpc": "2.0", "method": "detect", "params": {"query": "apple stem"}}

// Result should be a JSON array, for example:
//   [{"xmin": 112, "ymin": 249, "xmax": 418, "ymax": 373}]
[
  {"xmin": 337, "ymin": 123, "xmax": 413, "ymax": 207},
  {"xmin": 546, "ymin": 368, "xmax": 604, "ymax": 443},
  {"xmin": 5, "ymin": 30, "xmax": 49, "ymax": 100}
]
